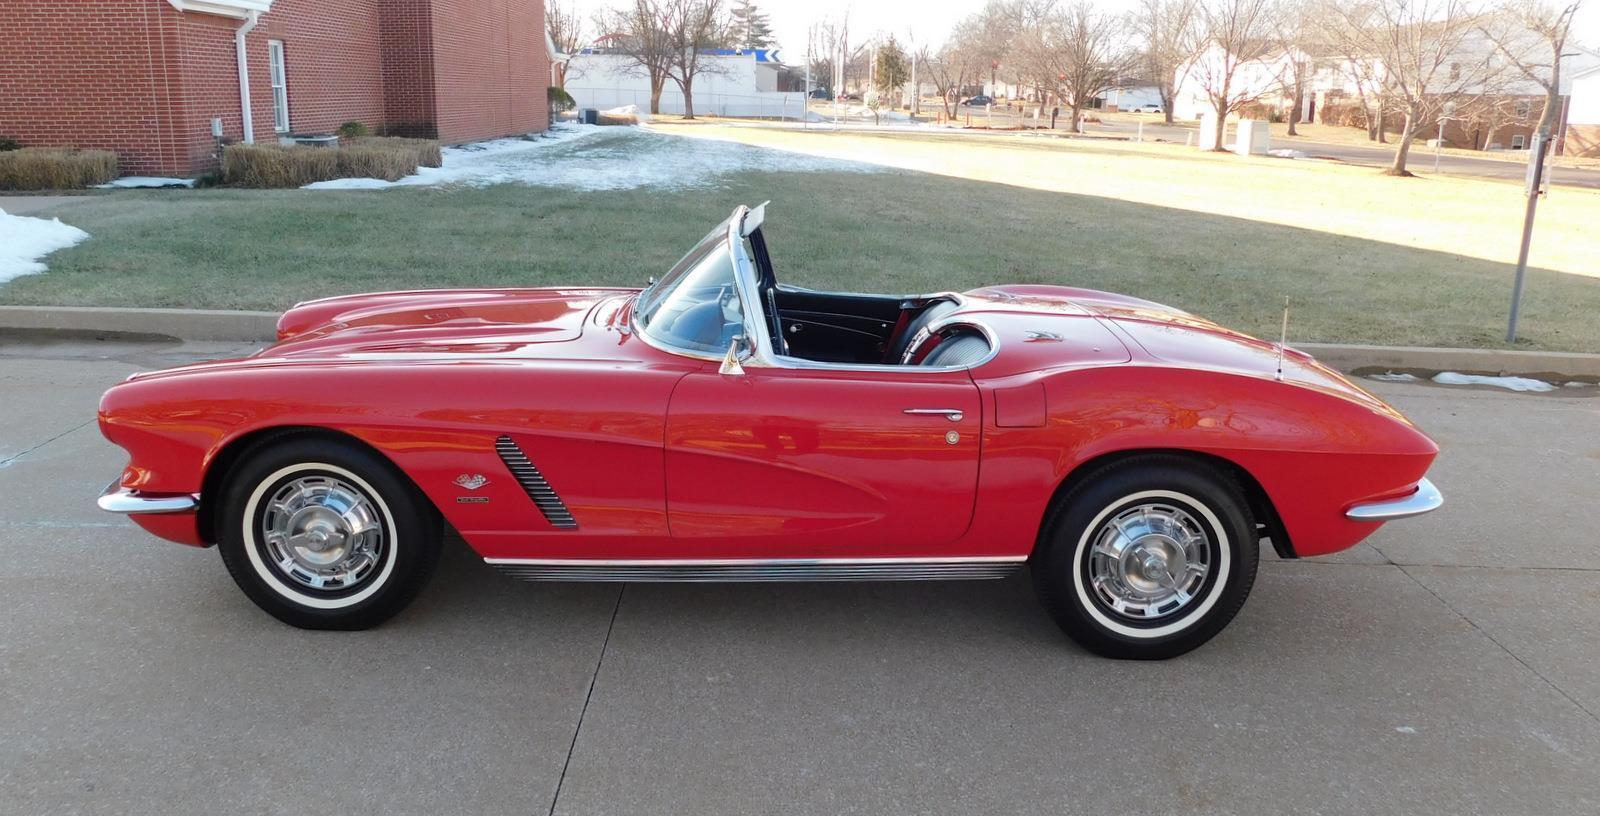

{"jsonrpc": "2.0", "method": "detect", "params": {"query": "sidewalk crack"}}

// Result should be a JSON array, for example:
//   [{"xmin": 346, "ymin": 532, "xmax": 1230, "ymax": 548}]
[
  {"xmin": 0, "ymin": 419, "xmax": 94, "ymax": 470},
  {"xmin": 546, "ymin": 584, "xmax": 625, "ymax": 816}
]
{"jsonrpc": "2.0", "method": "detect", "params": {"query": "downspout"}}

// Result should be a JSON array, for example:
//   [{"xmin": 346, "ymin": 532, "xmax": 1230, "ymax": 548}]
[{"xmin": 235, "ymin": 10, "xmax": 260, "ymax": 144}]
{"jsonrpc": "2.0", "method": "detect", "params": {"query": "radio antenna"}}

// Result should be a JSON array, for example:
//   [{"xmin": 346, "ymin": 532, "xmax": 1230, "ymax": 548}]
[{"xmin": 1276, "ymin": 297, "xmax": 1290, "ymax": 382}]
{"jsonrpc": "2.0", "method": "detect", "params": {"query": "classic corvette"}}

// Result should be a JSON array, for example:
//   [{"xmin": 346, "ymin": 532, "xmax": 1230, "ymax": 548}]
[{"xmin": 97, "ymin": 204, "xmax": 1441, "ymax": 659}]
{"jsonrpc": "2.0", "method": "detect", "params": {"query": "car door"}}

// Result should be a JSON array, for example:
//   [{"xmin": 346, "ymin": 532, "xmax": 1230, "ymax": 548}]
[{"xmin": 664, "ymin": 364, "xmax": 983, "ymax": 558}]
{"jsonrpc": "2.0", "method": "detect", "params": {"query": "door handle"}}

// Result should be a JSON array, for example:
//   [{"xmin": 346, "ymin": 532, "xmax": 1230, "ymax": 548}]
[{"xmin": 903, "ymin": 408, "xmax": 964, "ymax": 422}]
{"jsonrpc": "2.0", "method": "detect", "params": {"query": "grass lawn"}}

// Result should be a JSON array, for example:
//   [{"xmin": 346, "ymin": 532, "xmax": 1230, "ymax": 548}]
[
  {"xmin": 1261, "ymin": 120, "xmax": 1600, "ymax": 170},
  {"xmin": 5, "ymin": 125, "xmax": 1599, "ymax": 351}
]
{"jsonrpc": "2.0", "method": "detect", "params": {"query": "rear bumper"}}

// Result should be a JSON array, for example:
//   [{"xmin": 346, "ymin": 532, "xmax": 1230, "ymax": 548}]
[
  {"xmin": 97, "ymin": 480, "xmax": 198, "ymax": 515},
  {"xmin": 1345, "ymin": 477, "xmax": 1442, "ymax": 522}
]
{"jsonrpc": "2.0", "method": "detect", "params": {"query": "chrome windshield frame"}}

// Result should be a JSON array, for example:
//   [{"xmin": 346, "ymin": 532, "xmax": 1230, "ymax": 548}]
[{"xmin": 637, "ymin": 205, "xmax": 1000, "ymax": 373}]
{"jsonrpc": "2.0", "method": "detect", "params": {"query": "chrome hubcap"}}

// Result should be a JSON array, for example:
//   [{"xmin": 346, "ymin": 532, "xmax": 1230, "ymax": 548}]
[
  {"xmin": 1087, "ymin": 502, "xmax": 1212, "ymax": 621},
  {"xmin": 261, "ymin": 475, "xmax": 384, "ymax": 592}
]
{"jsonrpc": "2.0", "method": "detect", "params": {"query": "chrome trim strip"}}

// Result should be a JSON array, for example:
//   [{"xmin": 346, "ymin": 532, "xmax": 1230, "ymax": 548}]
[
  {"xmin": 1345, "ymin": 477, "xmax": 1443, "ymax": 522},
  {"xmin": 495, "ymin": 437, "xmax": 578, "ymax": 529},
  {"xmin": 97, "ymin": 481, "xmax": 199, "ymax": 515},
  {"xmin": 484, "ymin": 556, "xmax": 1026, "ymax": 583}
]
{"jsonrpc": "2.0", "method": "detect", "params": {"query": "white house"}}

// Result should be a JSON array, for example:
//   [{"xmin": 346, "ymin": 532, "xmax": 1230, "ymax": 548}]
[
  {"xmin": 1567, "ymin": 62, "xmax": 1600, "ymax": 156},
  {"xmin": 565, "ymin": 49, "xmax": 805, "ymax": 118},
  {"xmin": 1172, "ymin": 44, "xmax": 1300, "ymax": 121}
]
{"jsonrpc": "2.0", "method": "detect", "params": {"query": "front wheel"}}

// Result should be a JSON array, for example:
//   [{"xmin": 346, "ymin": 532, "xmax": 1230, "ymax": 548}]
[
  {"xmin": 1032, "ymin": 456, "xmax": 1259, "ymax": 660},
  {"xmin": 216, "ymin": 436, "xmax": 441, "ymax": 630}
]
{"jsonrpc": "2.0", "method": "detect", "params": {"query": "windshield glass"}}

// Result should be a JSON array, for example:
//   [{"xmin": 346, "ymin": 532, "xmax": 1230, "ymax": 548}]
[{"xmin": 636, "ymin": 229, "xmax": 744, "ymax": 355}]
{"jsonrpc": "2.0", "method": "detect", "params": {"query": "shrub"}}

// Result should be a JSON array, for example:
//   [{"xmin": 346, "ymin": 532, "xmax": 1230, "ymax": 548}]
[
  {"xmin": 0, "ymin": 147, "xmax": 118, "ymax": 190},
  {"xmin": 222, "ymin": 136, "xmax": 442, "ymax": 187},
  {"xmin": 337, "ymin": 121, "xmax": 370, "ymax": 140},
  {"xmin": 0, "ymin": 136, "xmax": 20, "ymax": 151},
  {"xmin": 548, "ymin": 85, "xmax": 576, "ymax": 113}
]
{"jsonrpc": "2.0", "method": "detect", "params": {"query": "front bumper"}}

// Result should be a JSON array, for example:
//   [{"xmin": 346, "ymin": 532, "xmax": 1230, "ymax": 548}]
[
  {"xmin": 1345, "ymin": 477, "xmax": 1442, "ymax": 522},
  {"xmin": 97, "ymin": 480, "xmax": 199, "ymax": 515}
]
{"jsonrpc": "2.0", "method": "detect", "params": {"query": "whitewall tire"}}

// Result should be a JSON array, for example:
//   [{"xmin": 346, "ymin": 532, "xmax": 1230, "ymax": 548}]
[
  {"xmin": 1033, "ymin": 455, "xmax": 1259, "ymax": 659},
  {"xmin": 217, "ymin": 435, "xmax": 441, "ymax": 630}
]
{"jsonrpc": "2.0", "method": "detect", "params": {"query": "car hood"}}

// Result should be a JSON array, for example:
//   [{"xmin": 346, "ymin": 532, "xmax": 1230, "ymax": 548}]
[
  {"xmin": 263, "ymin": 287, "xmax": 640, "ymax": 359},
  {"xmin": 965, "ymin": 285, "xmax": 1402, "ymax": 417}
]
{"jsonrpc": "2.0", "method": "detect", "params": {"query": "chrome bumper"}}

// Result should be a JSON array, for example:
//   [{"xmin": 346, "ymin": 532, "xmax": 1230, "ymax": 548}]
[
  {"xmin": 97, "ymin": 480, "xmax": 199, "ymax": 515},
  {"xmin": 1345, "ymin": 477, "xmax": 1442, "ymax": 522}
]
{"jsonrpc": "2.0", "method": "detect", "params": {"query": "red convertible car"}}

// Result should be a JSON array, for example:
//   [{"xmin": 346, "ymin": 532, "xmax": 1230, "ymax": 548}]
[{"xmin": 97, "ymin": 204, "xmax": 1441, "ymax": 659}]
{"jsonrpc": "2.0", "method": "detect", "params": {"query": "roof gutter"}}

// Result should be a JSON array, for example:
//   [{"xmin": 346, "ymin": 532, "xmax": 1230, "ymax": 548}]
[{"xmin": 234, "ymin": 10, "xmax": 260, "ymax": 144}]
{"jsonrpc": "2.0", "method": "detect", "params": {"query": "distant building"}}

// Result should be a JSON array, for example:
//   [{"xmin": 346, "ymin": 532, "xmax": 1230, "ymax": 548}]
[
  {"xmin": 566, "ymin": 48, "xmax": 806, "ymax": 118},
  {"xmin": 0, "ymin": 0, "xmax": 549, "ymax": 176},
  {"xmin": 1567, "ymin": 63, "xmax": 1600, "ymax": 157}
]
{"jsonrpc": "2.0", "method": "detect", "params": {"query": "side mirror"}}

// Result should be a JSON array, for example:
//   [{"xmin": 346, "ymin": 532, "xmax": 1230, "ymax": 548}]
[{"xmin": 719, "ymin": 335, "xmax": 751, "ymax": 376}]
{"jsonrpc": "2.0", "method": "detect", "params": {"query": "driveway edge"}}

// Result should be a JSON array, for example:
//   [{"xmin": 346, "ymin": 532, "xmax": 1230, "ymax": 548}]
[
  {"xmin": 2, "ymin": 306, "xmax": 1598, "ymax": 377},
  {"xmin": 0, "ymin": 305, "xmax": 278, "ymax": 342}
]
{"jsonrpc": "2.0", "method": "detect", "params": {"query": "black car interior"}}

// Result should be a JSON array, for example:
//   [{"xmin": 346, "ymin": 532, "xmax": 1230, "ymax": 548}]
[{"xmin": 745, "ymin": 229, "xmax": 991, "ymax": 367}]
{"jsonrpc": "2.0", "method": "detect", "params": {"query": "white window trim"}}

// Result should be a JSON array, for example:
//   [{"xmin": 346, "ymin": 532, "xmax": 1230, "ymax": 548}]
[
  {"xmin": 268, "ymin": 40, "xmax": 289, "ymax": 134},
  {"xmin": 1511, "ymin": 133, "xmax": 1527, "ymax": 149}
]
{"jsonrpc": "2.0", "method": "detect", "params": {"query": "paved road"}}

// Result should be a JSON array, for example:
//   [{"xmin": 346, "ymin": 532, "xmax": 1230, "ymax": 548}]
[{"xmin": 3, "ymin": 335, "xmax": 1599, "ymax": 815}]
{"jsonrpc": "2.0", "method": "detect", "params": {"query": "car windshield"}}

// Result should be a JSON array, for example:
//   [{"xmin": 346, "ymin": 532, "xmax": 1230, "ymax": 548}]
[{"xmin": 636, "ymin": 226, "xmax": 744, "ymax": 355}]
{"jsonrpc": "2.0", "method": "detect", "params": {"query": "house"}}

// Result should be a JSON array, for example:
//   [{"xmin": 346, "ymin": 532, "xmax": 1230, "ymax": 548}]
[
  {"xmin": 1171, "ymin": 44, "xmax": 1301, "ymax": 121},
  {"xmin": 0, "ymin": 0, "xmax": 549, "ymax": 177},
  {"xmin": 565, "ymin": 48, "xmax": 805, "ymax": 118},
  {"xmin": 1566, "ymin": 62, "xmax": 1600, "ymax": 156}
]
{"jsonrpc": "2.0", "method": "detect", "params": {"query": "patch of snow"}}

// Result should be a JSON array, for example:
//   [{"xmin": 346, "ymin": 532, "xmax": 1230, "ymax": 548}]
[
  {"xmin": 1564, "ymin": 381, "xmax": 1594, "ymax": 388},
  {"xmin": 1395, "ymin": 726, "xmax": 1417, "ymax": 734},
  {"xmin": 0, "ymin": 207, "xmax": 90, "ymax": 284},
  {"xmin": 1267, "ymin": 149, "xmax": 1309, "ymax": 159},
  {"xmin": 600, "ymin": 104, "xmax": 648, "ymax": 122},
  {"xmin": 1432, "ymin": 372, "xmax": 1557, "ymax": 392},
  {"xmin": 96, "ymin": 176, "xmax": 195, "ymax": 189},
  {"xmin": 304, "ymin": 124, "xmax": 881, "ymax": 192},
  {"xmin": 302, "ymin": 177, "xmax": 400, "ymax": 190},
  {"xmin": 1369, "ymin": 372, "xmax": 1420, "ymax": 382}
]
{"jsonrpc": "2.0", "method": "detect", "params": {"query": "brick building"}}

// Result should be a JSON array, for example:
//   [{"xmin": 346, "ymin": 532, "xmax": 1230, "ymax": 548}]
[{"xmin": 0, "ymin": 0, "xmax": 548, "ymax": 176}]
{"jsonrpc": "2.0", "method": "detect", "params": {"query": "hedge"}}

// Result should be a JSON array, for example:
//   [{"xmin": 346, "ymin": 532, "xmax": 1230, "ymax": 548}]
[
  {"xmin": 222, "ymin": 136, "xmax": 442, "ymax": 188},
  {"xmin": 0, "ymin": 147, "xmax": 119, "ymax": 190}
]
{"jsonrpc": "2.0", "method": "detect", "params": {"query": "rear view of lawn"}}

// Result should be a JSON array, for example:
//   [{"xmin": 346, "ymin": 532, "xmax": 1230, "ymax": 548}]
[{"xmin": 5, "ymin": 130, "xmax": 1599, "ymax": 351}]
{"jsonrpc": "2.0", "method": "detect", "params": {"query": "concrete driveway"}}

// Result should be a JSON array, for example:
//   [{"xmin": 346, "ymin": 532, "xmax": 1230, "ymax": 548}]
[{"xmin": 2, "ymin": 336, "xmax": 1597, "ymax": 815}]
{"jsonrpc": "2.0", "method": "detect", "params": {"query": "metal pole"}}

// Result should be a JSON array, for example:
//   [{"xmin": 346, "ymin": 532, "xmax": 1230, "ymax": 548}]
[
  {"xmin": 1507, "ymin": 132, "xmax": 1549, "ymax": 343},
  {"xmin": 1434, "ymin": 119, "xmax": 1443, "ymax": 172}
]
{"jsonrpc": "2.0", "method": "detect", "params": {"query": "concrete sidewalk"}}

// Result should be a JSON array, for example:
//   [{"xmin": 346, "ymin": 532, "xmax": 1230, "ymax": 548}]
[{"xmin": 2, "ymin": 336, "xmax": 1596, "ymax": 815}]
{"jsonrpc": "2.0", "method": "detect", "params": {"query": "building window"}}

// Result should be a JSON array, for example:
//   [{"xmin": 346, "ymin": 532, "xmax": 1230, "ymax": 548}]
[
  {"xmin": 268, "ymin": 40, "xmax": 289, "ymax": 133},
  {"xmin": 1514, "ymin": 99, "xmax": 1532, "ymax": 119},
  {"xmin": 1512, "ymin": 133, "xmax": 1526, "ymax": 149},
  {"xmin": 1449, "ymin": 62, "xmax": 1460, "ymax": 82}
]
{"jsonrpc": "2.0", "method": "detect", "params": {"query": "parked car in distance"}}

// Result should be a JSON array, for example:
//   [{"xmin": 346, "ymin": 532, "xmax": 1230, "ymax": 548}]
[
  {"xmin": 961, "ymin": 95, "xmax": 996, "ymax": 107},
  {"xmin": 97, "ymin": 204, "xmax": 1442, "ymax": 660},
  {"xmin": 808, "ymin": 88, "xmax": 830, "ymax": 99},
  {"xmin": 1128, "ymin": 103, "xmax": 1164, "ymax": 114}
]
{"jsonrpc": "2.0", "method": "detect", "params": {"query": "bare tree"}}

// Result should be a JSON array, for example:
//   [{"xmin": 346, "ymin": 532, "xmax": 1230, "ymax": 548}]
[
  {"xmin": 663, "ymin": 0, "xmax": 729, "ymax": 119},
  {"xmin": 1326, "ymin": 0, "xmax": 1498, "ymax": 175},
  {"xmin": 547, "ymin": 0, "xmax": 584, "ymax": 89},
  {"xmin": 1273, "ymin": 5, "xmax": 1319, "ymax": 135},
  {"xmin": 1015, "ymin": 1, "xmax": 1140, "ymax": 130},
  {"xmin": 598, "ymin": 0, "xmax": 676, "ymax": 114},
  {"xmin": 1191, "ymin": 0, "xmax": 1281, "ymax": 151},
  {"xmin": 1132, "ymin": 0, "xmax": 1201, "ymax": 124},
  {"xmin": 1480, "ymin": 0, "xmax": 1585, "ymax": 140}
]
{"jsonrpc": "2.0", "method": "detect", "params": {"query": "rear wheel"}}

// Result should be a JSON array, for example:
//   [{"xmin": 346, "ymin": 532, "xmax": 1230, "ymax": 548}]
[
  {"xmin": 216, "ymin": 436, "xmax": 441, "ymax": 630},
  {"xmin": 1033, "ymin": 455, "xmax": 1258, "ymax": 659}
]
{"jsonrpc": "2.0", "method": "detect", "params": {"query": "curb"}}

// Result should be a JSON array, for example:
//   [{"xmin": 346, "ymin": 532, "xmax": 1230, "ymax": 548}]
[
  {"xmin": 3, "ymin": 306, "xmax": 1598, "ymax": 378},
  {"xmin": 1295, "ymin": 342, "xmax": 1600, "ymax": 380},
  {"xmin": 0, "ymin": 306, "xmax": 277, "ymax": 342}
]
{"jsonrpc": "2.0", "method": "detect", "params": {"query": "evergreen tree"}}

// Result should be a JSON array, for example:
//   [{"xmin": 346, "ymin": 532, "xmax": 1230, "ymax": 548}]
[
  {"xmin": 873, "ymin": 36, "xmax": 910, "ymax": 99},
  {"xmin": 730, "ymin": 0, "xmax": 774, "ymax": 50}
]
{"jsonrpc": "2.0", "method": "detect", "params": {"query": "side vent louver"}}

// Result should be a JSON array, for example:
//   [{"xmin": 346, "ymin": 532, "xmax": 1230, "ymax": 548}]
[{"xmin": 495, "ymin": 436, "xmax": 578, "ymax": 529}]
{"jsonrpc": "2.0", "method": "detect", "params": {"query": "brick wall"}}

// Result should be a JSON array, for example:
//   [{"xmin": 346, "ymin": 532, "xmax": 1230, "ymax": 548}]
[
  {"xmin": 429, "ymin": 0, "xmax": 548, "ymax": 143},
  {"xmin": 0, "ymin": 0, "xmax": 546, "ymax": 176},
  {"xmin": 0, "ymin": 1, "xmax": 185, "ymax": 175}
]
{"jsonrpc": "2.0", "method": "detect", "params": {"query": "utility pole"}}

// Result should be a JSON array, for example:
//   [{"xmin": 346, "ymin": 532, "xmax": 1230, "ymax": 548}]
[{"xmin": 1506, "ymin": 130, "xmax": 1551, "ymax": 344}]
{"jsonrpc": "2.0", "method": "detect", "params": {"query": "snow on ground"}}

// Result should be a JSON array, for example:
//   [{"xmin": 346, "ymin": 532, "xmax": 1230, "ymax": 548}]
[
  {"xmin": 0, "ymin": 207, "xmax": 90, "ymax": 284},
  {"xmin": 96, "ymin": 176, "xmax": 195, "ymax": 189},
  {"xmin": 303, "ymin": 122, "xmax": 883, "ymax": 191},
  {"xmin": 1368, "ymin": 372, "xmax": 1420, "ymax": 382},
  {"xmin": 1267, "ymin": 149, "xmax": 1310, "ymax": 159},
  {"xmin": 1432, "ymin": 372, "xmax": 1558, "ymax": 392}
]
